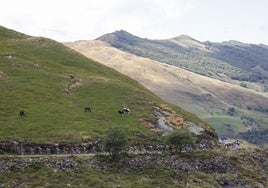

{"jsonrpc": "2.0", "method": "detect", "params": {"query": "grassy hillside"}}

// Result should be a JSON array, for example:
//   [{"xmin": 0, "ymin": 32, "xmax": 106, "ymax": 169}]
[
  {"xmin": 66, "ymin": 39, "xmax": 268, "ymax": 148},
  {"xmin": 0, "ymin": 26, "xmax": 215, "ymax": 145}
]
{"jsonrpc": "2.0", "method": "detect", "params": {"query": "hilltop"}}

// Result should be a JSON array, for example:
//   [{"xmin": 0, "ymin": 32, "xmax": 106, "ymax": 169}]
[{"xmin": 67, "ymin": 31, "xmax": 268, "ymax": 148}]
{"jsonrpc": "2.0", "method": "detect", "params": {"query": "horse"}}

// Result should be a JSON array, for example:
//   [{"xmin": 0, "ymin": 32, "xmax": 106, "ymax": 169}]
[
  {"xmin": 19, "ymin": 109, "xmax": 25, "ymax": 117},
  {"xmin": 118, "ymin": 107, "xmax": 131, "ymax": 116},
  {"xmin": 118, "ymin": 110, "xmax": 125, "ymax": 116},
  {"xmin": 84, "ymin": 107, "xmax": 91, "ymax": 112},
  {"xmin": 122, "ymin": 108, "xmax": 130, "ymax": 114}
]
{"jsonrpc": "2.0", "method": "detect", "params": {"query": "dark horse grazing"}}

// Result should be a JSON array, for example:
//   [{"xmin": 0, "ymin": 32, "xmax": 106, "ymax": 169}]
[
  {"xmin": 84, "ymin": 107, "xmax": 91, "ymax": 112},
  {"xmin": 19, "ymin": 109, "xmax": 25, "ymax": 117}
]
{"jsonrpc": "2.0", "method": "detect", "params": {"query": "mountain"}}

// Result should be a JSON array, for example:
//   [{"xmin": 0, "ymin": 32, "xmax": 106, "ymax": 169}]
[
  {"xmin": 66, "ymin": 31, "xmax": 268, "ymax": 148},
  {"xmin": 0, "ymin": 26, "xmax": 217, "ymax": 146},
  {"xmin": 98, "ymin": 30, "xmax": 268, "ymax": 92}
]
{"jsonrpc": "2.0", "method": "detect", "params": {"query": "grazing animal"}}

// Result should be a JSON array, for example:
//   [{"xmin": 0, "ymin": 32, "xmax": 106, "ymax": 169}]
[
  {"xmin": 19, "ymin": 109, "xmax": 25, "ymax": 117},
  {"xmin": 118, "ymin": 110, "xmax": 125, "ymax": 116},
  {"xmin": 118, "ymin": 107, "xmax": 131, "ymax": 116},
  {"xmin": 84, "ymin": 107, "xmax": 91, "ymax": 112},
  {"xmin": 122, "ymin": 108, "xmax": 130, "ymax": 114}
]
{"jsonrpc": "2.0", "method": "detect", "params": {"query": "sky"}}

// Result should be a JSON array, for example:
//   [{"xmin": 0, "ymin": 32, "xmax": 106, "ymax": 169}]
[{"xmin": 1, "ymin": 0, "xmax": 268, "ymax": 44}]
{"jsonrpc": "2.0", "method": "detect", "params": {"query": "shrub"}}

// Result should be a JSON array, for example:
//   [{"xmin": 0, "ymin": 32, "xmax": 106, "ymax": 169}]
[
  {"xmin": 165, "ymin": 129, "xmax": 195, "ymax": 154},
  {"xmin": 102, "ymin": 127, "xmax": 127, "ymax": 160}
]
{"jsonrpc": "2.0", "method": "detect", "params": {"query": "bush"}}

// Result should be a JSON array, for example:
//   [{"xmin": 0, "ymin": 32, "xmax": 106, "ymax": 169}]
[
  {"xmin": 102, "ymin": 127, "xmax": 127, "ymax": 160},
  {"xmin": 226, "ymin": 107, "xmax": 235, "ymax": 116},
  {"xmin": 165, "ymin": 129, "xmax": 195, "ymax": 154}
]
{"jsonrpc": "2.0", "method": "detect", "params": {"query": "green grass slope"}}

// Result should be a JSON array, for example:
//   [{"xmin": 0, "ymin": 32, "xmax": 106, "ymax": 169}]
[{"xmin": 0, "ymin": 26, "xmax": 214, "ymax": 144}]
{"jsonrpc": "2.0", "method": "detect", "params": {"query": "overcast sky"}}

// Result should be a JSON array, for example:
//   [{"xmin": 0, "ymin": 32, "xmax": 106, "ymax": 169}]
[{"xmin": 1, "ymin": 0, "xmax": 268, "ymax": 44}]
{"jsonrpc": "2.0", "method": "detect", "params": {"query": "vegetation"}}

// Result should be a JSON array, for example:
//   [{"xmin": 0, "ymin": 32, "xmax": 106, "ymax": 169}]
[
  {"xmin": 239, "ymin": 128, "xmax": 268, "ymax": 147},
  {"xmin": 226, "ymin": 107, "xmax": 236, "ymax": 116},
  {"xmin": 102, "ymin": 127, "xmax": 127, "ymax": 159},
  {"xmin": 165, "ymin": 129, "xmax": 195, "ymax": 153}
]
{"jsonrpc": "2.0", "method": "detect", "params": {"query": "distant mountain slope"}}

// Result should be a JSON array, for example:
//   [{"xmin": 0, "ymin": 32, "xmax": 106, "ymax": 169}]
[
  {"xmin": 66, "ymin": 40, "xmax": 268, "ymax": 148},
  {"xmin": 98, "ymin": 30, "xmax": 268, "ymax": 93},
  {"xmin": 0, "ymin": 26, "xmax": 216, "ymax": 145}
]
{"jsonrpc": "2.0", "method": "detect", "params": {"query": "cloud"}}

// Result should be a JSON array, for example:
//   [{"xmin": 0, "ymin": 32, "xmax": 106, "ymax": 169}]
[
  {"xmin": 259, "ymin": 25, "xmax": 268, "ymax": 32},
  {"xmin": 0, "ymin": 0, "xmax": 194, "ymax": 41},
  {"xmin": 92, "ymin": 0, "xmax": 194, "ymax": 39},
  {"xmin": 1, "ymin": 0, "xmax": 267, "ymax": 44}
]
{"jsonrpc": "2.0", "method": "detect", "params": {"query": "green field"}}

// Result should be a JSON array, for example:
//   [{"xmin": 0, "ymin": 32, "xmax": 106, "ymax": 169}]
[{"xmin": 0, "ymin": 26, "xmax": 212, "ymax": 144}]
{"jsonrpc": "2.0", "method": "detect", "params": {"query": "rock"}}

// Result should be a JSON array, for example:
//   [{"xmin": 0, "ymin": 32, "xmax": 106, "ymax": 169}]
[
  {"xmin": 193, "ymin": 179, "xmax": 203, "ymax": 183},
  {"xmin": 186, "ymin": 121, "xmax": 205, "ymax": 135},
  {"xmin": 0, "ymin": 71, "xmax": 6, "ymax": 77},
  {"xmin": 219, "ymin": 180, "xmax": 229, "ymax": 186}
]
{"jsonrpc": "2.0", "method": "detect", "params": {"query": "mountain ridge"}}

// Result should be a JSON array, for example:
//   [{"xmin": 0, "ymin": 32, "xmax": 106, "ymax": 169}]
[
  {"xmin": 97, "ymin": 30, "xmax": 268, "ymax": 82},
  {"xmin": 98, "ymin": 29, "xmax": 268, "ymax": 48}
]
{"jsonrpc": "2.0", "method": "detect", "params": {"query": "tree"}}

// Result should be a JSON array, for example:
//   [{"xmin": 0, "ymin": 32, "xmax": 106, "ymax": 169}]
[
  {"xmin": 165, "ymin": 129, "xmax": 195, "ymax": 154},
  {"xmin": 227, "ymin": 107, "xmax": 235, "ymax": 116},
  {"xmin": 102, "ymin": 127, "xmax": 127, "ymax": 160}
]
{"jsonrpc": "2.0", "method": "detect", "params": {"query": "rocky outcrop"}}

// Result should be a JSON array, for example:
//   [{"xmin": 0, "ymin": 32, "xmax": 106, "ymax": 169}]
[{"xmin": 146, "ymin": 105, "xmax": 218, "ymax": 148}]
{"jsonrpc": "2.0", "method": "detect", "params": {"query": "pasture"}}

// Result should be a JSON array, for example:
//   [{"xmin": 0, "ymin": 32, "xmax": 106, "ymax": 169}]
[
  {"xmin": 0, "ymin": 29, "xmax": 156, "ymax": 143},
  {"xmin": 0, "ymin": 26, "xmax": 209, "ymax": 145}
]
